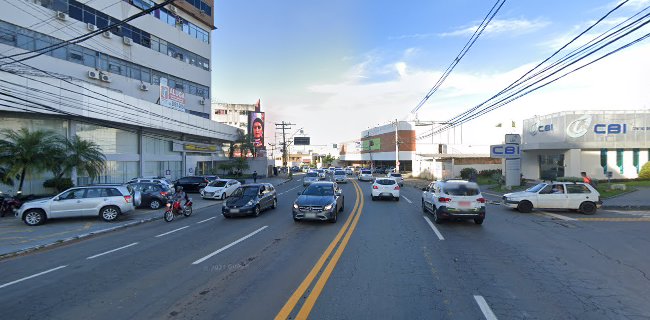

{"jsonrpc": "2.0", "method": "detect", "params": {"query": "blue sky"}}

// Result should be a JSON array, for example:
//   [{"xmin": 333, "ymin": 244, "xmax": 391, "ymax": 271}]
[{"xmin": 211, "ymin": 0, "xmax": 650, "ymax": 146}]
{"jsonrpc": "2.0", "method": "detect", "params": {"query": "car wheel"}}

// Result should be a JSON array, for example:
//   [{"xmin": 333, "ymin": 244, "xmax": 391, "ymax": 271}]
[
  {"xmin": 23, "ymin": 209, "xmax": 45, "ymax": 226},
  {"xmin": 340, "ymin": 200, "xmax": 344, "ymax": 212},
  {"xmin": 221, "ymin": 192, "xmax": 226, "ymax": 200},
  {"xmin": 579, "ymin": 202, "xmax": 597, "ymax": 215},
  {"xmin": 272, "ymin": 198, "xmax": 278, "ymax": 209},
  {"xmin": 433, "ymin": 208, "xmax": 443, "ymax": 224},
  {"xmin": 517, "ymin": 201, "xmax": 533, "ymax": 213},
  {"xmin": 395, "ymin": 196, "xmax": 400, "ymax": 202},
  {"xmin": 100, "ymin": 206, "xmax": 120, "ymax": 222},
  {"xmin": 329, "ymin": 211, "xmax": 337, "ymax": 223},
  {"xmin": 371, "ymin": 195, "xmax": 376, "ymax": 201},
  {"xmin": 474, "ymin": 218, "xmax": 484, "ymax": 225},
  {"xmin": 149, "ymin": 199, "xmax": 161, "ymax": 210},
  {"xmin": 223, "ymin": 213, "xmax": 232, "ymax": 219},
  {"xmin": 253, "ymin": 205, "xmax": 261, "ymax": 217},
  {"xmin": 422, "ymin": 200, "xmax": 428, "ymax": 213}
]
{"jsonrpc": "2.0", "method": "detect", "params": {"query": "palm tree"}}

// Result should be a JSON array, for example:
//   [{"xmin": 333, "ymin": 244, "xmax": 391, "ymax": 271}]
[
  {"xmin": 0, "ymin": 128, "xmax": 62, "ymax": 193},
  {"xmin": 58, "ymin": 135, "xmax": 106, "ymax": 183}
]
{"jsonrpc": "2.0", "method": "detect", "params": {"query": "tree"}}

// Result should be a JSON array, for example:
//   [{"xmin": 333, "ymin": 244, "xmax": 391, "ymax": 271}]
[
  {"xmin": 217, "ymin": 161, "xmax": 233, "ymax": 176},
  {"xmin": 0, "ymin": 128, "xmax": 62, "ymax": 193},
  {"xmin": 230, "ymin": 131, "xmax": 256, "ymax": 158},
  {"xmin": 0, "ymin": 166, "xmax": 14, "ymax": 186},
  {"xmin": 56, "ymin": 135, "xmax": 106, "ymax": 183},
  {"xmin": 231, "ymin": 157, "xmax": 249, "ymax": 176},
  {"xmin": 322, "ymin": 154, "xmax": 336, "ymax": 167},
  {"xmin": 639, "ymin": 161, "xmax": 650, "ymax": 179}
]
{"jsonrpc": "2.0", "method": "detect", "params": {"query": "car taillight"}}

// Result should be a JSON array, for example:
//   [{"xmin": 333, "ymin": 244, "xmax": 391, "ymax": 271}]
[
  {"xmin": 160, "ymin": 191, "xmax": 168, "ymax": 196},
  {"xmin": 438, "ymin": 197, "xmax": 451, "ymax": 203},
  {"xmin": 394, "ymin": 185, "xmax": 400, "ymax": 190},
  {"xmin": 124, "ymin": 195, "xmax": 133, "ymax": 203},
  {"xmin": 373, "ymin": 185, "xmax": 378, "ymax": 189},
  {"xmin": 477, "ymin": 198, "xmax": 486, "ymax": 203}
]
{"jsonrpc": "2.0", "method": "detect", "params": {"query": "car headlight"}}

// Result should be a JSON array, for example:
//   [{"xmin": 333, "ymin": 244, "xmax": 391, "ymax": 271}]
[
  {"xmin": 293, "ymin": 203, "xmax": 299, "ymax": 209},
  {"xmin": 324, "ymin": 203, "xmax": 334, "ymax": 211},
  {"xmin": 166, "ymin": 203, "xmax": 171, "ymax": 207},
  {"xmin": 246, "ymin": 200, "xmax": 254, "ymax": 206}
]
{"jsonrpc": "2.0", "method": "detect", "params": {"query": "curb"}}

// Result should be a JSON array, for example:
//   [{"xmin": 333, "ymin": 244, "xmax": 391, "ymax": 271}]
[{"xmin": 601, "ymin": 205, "xmax": 650, "ymax": 211}]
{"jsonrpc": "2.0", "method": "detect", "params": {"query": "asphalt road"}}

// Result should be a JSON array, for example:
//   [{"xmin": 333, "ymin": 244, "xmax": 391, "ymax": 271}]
[{"xmin": 1, "ymin": 176, "xmax": 649, "ymax": 320}]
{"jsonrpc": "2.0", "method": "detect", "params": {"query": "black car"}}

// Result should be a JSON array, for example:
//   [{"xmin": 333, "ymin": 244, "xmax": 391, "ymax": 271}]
[
  {"xmin": 222, "ymin": 183, "xmax": 277, "ymax": 218},
  {"xmin": 127, "ymin": 182, "xmax": 172, "ymax": 210},
  {"xmin": 292, "ymin": 182, "xmax": 344, "ymax": 223},
  {"xmin": 174, "ymin": 176, "xmax": 210, "ymax": 193}
]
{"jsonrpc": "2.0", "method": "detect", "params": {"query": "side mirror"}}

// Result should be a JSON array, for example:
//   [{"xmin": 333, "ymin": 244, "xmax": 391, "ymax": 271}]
[
  {"xmin": 297, "ymin": 192, "xmax": 301, "ymax": 196},
  {"xmin": 53, "ymin": 196, "xmax": 60, "ymax": 201}
]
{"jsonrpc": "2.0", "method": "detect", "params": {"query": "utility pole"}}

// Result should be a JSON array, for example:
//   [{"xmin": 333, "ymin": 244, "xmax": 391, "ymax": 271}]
[
  {"xmin": 275, "ymin": 121, "xmax": 295, "ymax": 168},
  {"xmin": 395, "ymin": 119, "xmax": 400, "ymax": 173}
]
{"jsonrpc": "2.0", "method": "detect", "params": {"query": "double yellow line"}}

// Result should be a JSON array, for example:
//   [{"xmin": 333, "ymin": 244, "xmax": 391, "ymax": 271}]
[{"xmin": 275, "ymin": 179, "xmax": 365, "ymax": 320}]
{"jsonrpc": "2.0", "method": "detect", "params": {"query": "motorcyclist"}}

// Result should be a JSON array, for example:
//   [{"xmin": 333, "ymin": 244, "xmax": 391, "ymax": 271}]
[{"xmin": 172, "ymin": 186, "xmax": 190, "ymax": 212}]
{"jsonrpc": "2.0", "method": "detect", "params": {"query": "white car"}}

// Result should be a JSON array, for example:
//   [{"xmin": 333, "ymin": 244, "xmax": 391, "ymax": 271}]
[
  {"xmin": 345, "ymin": 167, "xmax": 354, "ymax": 175},
  {"xmin": 358, "ymin": 170, "xmax": 373, "ymax": 181},
  {"xmin": 303, "ymin": 172, "xmax": 320, "ymax": 186},
  {"xmin": 503, "ymin": 182, "xmax": 601, "ymax": 214},
  {"xmin": 333, "ymin": 170, "xmax": 347, "ymax": 183},
  {"xmin": 421, "ymin": 180, "xmax": 486, "ymax": 224},
  {"xmin": 371, "ymin": 178, "xmax": 400, "ymax": 201},
  {"xmin": 386, "ymin": 173, "xmax": 404, "ymax": 186},
  {"xmin": 201, "ymin": 179, "xmax": 241, "ymax": 200}
]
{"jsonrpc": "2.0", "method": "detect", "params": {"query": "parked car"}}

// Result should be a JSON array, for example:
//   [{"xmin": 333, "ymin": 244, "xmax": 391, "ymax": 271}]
[
  {"xmin": 174, "ymin": 176, "xmax": 210, "ymax": 193},
  {"xmin": 128, "ymin": 177, "xmax": 175, "ymax": 190},
  {"xmin": 203, "ymin": 175, "xmax": 220, "ymax": 182},
  {"xmin": 371, "ymin": 178, "xmax": 400, "ymax": 201},
  {"xmin": 502, "ymin": 182, "xmax": 601, "ymax": 214},
  {"xmin": 222, "ymin": 184, "xmax": 277, "ymax": 218},
  {"xmin": 17, "ymin": 185, "xmax": 141, "ymax": 226},
  {"xmin": 358, "ymin": 170, "xmax": 374, "ymax": 181},
  {"xmin": 333, "ymin": 170, "xmax": 347, "ymax": 183},
  {"xmin": 303, "ymin": 172, "xmax": 320, "ymax": 186},
  {"xmin": 127, "ymin": 182, "xmax": 172, "ymax": 210},
  {"xmin": 387, "ymin": 173, "xmax": 404, "ymax": 186},
  {"xmin": 291, "ymin": 166, "xmax": 301, "ymax": 172},
  {"xmin": 292, "ymin": 182, "xmax": 344, "ymax": 223},
  {"xmin": 373, "ymin": 167, "xmax": 386, "ymax": 174},
  {"xmin": 421, "ymin": 180, "xmax": 486, "ymax": 225},
  {"xmin": 201, "ymin": 179, "xmax": 241, "ymax": 200}
]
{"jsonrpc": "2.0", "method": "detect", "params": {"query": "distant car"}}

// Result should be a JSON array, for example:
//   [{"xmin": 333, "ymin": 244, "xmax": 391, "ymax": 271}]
[
  {"xmin": 129, "ymin": 177, "xmax": 174, "ymax": 190},
  {"xmin": 291, "ymin": 166, "xmax": 301, "ymax": 172},
  {"xmin": 203, "ymin": 175, "xmax": 220, "ymax": 182},
  {"xmin": 344, "ymin": 167, "xmax": 353, "ymax": 175},
  {"xmin": 201, "ymin": 179, "xmax": 241, "ymax": 200},
  {"xmin": 174, "ymin": 176, "xmax": 210, "ymax": 193},
  {"xmin": 502, "ymin": 182, "xmax": 601, "ymax": 214},
  {"xmin": 333, "ymin": 170, "xmax": 347, "ymax": 183},
  {"xmin": 222, "ymin": 184, "xmax": 277, "ymax": 218},
  {"xmin": 373, "ymin": 167, "xmax": 386, "ymax": 174},
  {"xmin": 315, "ymin": 169, "xmax": 326, "ymax": 179},
  {"xmin": 371, "ymin": 178, "xmax": 400, "ymax": 201},
  {"xmin": 358, "ymin": 170, "xmax": 373, "ymax": 181},
  {"xmin": 303, "ymin": 172, "xmax": 320, "ymax": 186},
  {"xmin": 18, "ymin": 185, "xmax": 141, "ymax": 226},
  {"xmin": 387, "ymin": 173, "xmax": 404, "ymax": 186},
  {"xmin": 421, "ymin": 180, "xmax": 486, "ymax": 225},
  {"xmin": 127, "ymin": 182, "xmax": 172, "ymax": 210},
  {"xmin": 292, "ymin": 182, "xmax": 344, "ymax": 223}
]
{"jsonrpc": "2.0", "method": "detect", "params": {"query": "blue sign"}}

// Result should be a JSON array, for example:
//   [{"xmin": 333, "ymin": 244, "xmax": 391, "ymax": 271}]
[
  {"xmin": 490, "ymin": 144, "xmax": 521, "ymax": 159},
  {"xmin": 594, "ymin": 124, "xmax": 627, "ymax": 134}
]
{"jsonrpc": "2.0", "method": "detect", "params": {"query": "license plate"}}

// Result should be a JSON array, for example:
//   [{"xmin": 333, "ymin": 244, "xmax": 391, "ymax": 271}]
[
  {"xmin": 230, "ymin": 209, "xmax": 240, "ymax": 213},
  {"xmin": 305, "ymin": 213, "xmax": 316, "ymax": 219},
  {"xmin": 459, "ymin": 201, "xmax": 471, "ymax": 207}
]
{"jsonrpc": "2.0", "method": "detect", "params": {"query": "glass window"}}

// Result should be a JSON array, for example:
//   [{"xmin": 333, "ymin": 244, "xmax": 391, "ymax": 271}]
[
  {"xmin": 68, "ymin": 2, "xmax": 83, "ymax": 20},
  {"xmin": 68, "ymin": 46, "xmax": 83, "ymax": 63},
  {"xmin": 159, "ymin": 39, "xmax": 167, "ymax": 55},
  {"xmin": 98, "ymin": 53, "xmax": 109, "ymax": 71},
  {"xmin": 141, "ymin": 69, "xmax": 151, "ymax": 83},
  {"xmin": 52, "ymin": 46, "xmax": 67, "ymax": 60},
  {"xmin": 83, "ymin": 7, "xmax": 96, "ymax": 25},
  {"xmin": 442, "ymin": 183, "xmax": 480, "ymax": 196},
  {"xmin": 567, "ymin": 185, "xmax": 591, "ymax": 194},
  {"xmin": 96, "ymin": 14, "xmax": 109, "ymax": 29},
  {"xmin": 60, "ymin": 188, "xmax": 86, "ymax": 200},
  {"xmin": 150, "ymin": 36, "xmax": 159, "ymax": 52},
  {"xmin": 16, "ymin": 33, "xmax": 34, "ymax": 50},
  {"xmin": 52, "ymin": 0, "xmax": 67, "ymax": 12},
  {"xmin": 83, "ymin": 49, "xmax": 96, "ymax": 68}
]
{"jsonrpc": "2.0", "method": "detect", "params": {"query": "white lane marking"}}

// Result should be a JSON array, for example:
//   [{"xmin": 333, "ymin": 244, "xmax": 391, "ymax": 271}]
[
  {"xmin": 423, "ymin": 217, "xmax": 445, "ymax": 241},
  {"xmin": 197, "ymin": 217, "xmax": 216, "ymax": 224},
  {"xmin": 155, "ymin": 226, "xmax": 190, "ymax": 238},
  {"xmin": 279, "ymin": 185, "xmax": 303, "ymax": 196},
  {"xmin": 192, "ymin": 226, "xmax": 268, "ymax": 265},
  {"xmin": 538, "ymin": 211, "xmax": 578, "ymax": 221},
  {"xmin": 474, "ymin": 295, "xmax": 498, "ymax": 320},
  {"xmin": 86, "ymin": 242, "xmax": 139, "ymax": 260},
  {"xmin": 0, "ymin": 265, "xmax": 67, "ymax": 289},
  {"xmin": 401, "ymin": 196, "xmax": 413, "ymax": 203}
]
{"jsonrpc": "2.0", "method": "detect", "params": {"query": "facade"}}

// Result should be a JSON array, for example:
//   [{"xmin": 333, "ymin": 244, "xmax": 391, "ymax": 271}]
[
  {"xmin": 0, "ymin": 0, "xmax": 239, "ymax": 194},
  {"xmin": 211, "ymin": 102, "xmax": 258, "ymax": 131},
  {"xmin": 521, "ymin": 110, "xmax": 650, "ymax": 180}
]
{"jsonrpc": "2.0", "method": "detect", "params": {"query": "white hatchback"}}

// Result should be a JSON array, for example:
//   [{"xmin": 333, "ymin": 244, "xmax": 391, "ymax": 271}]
[
  {"xmin": 371, "ymin": 178, "xmax": 400, "ymax": 201},
  {"xmin": 503, "ymin": 182, "xmax": 601, "ymax": 214},
  {"xmin": 200, "ymin": 179, "xmax": 241, "ymax": 200},
  {"xmin": 358, "ymin": 170, "xmax": 373, "ymax": 181}
]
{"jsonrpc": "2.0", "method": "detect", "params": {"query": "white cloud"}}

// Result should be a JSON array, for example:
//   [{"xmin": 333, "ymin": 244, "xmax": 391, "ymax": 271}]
[{"xmin": 440, "ymin": 19, "xmax": 550, "ymax": 37}]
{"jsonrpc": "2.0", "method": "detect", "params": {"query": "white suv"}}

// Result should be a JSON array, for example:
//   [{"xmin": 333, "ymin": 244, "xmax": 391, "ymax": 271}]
[
  {"xmin": 17, "ymin": 185, "xmax": 141, "ymax": 226},
  {"xmin": 503, "ymin": 182, "xmax": 601, "ymax": 214},
  {"xmin": 421, "ymin": 180, "xmax": 486, "ymax": 224},
  {"xmin": 386, "ymin": 173, "xmax": 404, "ymax": 186}
]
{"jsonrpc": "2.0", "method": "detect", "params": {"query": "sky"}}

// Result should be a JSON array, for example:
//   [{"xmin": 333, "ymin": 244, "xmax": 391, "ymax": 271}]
[{"xmin": 211, "ymin": 0, "xmax": 650, "ymax": 150}]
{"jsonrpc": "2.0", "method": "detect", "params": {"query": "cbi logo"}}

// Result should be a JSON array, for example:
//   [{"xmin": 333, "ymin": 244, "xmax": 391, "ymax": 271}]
[{"xmin": 566, "ymin": 115, "xmax": 628, "ymax": 138}]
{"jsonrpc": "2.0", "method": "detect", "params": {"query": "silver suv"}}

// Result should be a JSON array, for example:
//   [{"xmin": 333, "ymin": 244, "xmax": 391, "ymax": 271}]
[{"xmin": 17, "ymin": 185, "xmax": 141, "ymax": 226}]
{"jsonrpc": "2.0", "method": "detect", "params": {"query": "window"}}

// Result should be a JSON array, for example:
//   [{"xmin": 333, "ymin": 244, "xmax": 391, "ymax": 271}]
[
  {"xmin": 567, "ymin": 185, "xmax": 591, "ymax": 194},
  {"xmin": 60, "ymin": 189, "xmax": 86, "ymax": 200},
  {"xmin": 83, "ymin": 49, "xmax": 96, "ymax": 68},
  {"xmin": 83, "ymin": 7, "xmax": 96, "ymax": 25},
  {"xmin": 16, "ymin": 33, "xmax": 34, "ymax": 51}
]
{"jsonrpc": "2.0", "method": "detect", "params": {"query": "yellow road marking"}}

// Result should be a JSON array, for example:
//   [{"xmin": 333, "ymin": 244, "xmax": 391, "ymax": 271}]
[
  {"xmin": 294, "ymin": 180, "xmax": 365, "ymax": 319},
  {"xmin": 577, "ymin": 217, "xmax": 650, "ymax": 222},
  {"xmin": 275, "ymin": 180, "xmax": 363, "ymax": 320}
]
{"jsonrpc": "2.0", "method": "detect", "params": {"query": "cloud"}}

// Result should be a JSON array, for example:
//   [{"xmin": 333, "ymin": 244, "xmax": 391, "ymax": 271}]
[{"xmin": 440, "ymin": 18, "xmax": 550, "ymax": 37}]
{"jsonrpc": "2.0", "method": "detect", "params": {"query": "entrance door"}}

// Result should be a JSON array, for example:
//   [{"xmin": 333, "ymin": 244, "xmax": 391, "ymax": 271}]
[{"xmin": 539, "ymin": 154, "xmax": 565, "ymax": 180}]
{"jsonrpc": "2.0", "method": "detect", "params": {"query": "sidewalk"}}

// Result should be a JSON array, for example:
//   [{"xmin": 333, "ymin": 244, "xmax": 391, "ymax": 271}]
[
  {"xmin": 0, "ymin": 175, "xmax": 293, "ymax": 259},
  {"xmin": 599, "ymin": 187, "xmax": 650, "ymax": 210}
]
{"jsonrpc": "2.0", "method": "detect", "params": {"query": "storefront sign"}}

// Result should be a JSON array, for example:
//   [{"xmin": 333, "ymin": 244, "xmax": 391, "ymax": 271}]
[
  {"xmin": 490, "ymin": 144, "xmax": 521, "ymax": 158},
  {"xmin": 159, "ymin": 78, "xmax": 186, "ymax": 112}
]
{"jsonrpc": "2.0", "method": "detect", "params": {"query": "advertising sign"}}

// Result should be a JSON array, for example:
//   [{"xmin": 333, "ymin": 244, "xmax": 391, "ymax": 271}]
[
  {"xmin": 490, "ymin": 144, "xmax": 521, "ymax": 159},
  {"xmin": 159, "ymin": 78, "xmax": 186, "ymax": 112},
  {"xmin": 294, "ymin": 137, "xmax": 310, "ymax": 145},
  {"xmin": 362, "ymin": 138, "xmax": 381, "ymax": 151},
  {"xmin": 249, "ymin": 112, "xmax": 265, "ymax": 149}
]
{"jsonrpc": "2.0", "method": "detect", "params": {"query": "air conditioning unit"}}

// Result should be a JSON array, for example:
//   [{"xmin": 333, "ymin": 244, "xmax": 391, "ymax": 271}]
[
  {"xmin": 199, "ymin": 98, "xmax": 205, "ymax": 105},
  {"xmin": 99, "ymin": 73, "xmax": 111, "ymax": 82},
  {"xmin": 55, "ymin": 11, "xmax": 68, "ymax": 21},
  {"xmin": 102, "ymin": 31, "xmax": 112, "ymax": 39},
  {"xmin": 87, "ymin": 70, "xmax": 100, "ymax": 80},
  {"xmin": 86, "ymin": 23, "xmax": 96, "ymax": 31},
  {"xmin": 139, "ymin": 83, "xmax": 149, "ymax": 91},
  {"xmin": 168, "ymin": 5, "xmax": 178, "ymax": 15},
  {"xmin": 32, "ymin": 0, "xmax": 42, "ymax": 5},
  {"xmin": 122, "ymin": 37, "xmax": 132, "ymax": 46}
]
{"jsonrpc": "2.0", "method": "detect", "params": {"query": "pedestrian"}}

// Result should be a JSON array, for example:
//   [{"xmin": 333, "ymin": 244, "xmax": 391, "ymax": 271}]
[
  {"xmin": 581, "ymin": 171, "xmax": 596, "ymax": 187},
  {"xmin": 253, "ymin": 170, "xmax": 258, "ymax": 183}
]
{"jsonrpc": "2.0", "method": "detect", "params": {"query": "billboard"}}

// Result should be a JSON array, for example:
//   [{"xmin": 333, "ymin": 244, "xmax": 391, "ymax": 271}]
[
  {"xmin": 362, "ymin": 138, "xmax": 381, "ymax": 151},
  {"xmin": 249, "ymin": 112, "xmax": 265, "ymax": 149},
  {"xmin": 159, "ymin": 78, "xmax": 186, "ymax": 112},
  {"xmin": 294, "ymin": 137, "xmax": 310, "ymax": 145}
]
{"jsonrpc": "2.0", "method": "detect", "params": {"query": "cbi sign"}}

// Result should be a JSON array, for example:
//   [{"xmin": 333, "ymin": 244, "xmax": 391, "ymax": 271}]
[{"xmin": 490, "ymin": 143, "xmax": 521, "ymax": 159}]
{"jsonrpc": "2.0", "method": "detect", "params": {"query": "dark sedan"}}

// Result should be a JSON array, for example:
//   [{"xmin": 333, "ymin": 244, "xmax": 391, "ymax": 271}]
[
  {"xmin": 292, "ymin": 182, "xmax": 344, "ymax": 223},
  {"xmin": 127, "ymin": 182, "xmax": 172, "ymax": 209},
  {"xmin": 174, "ymin": 176, "xmax": 210, "ymax": 193},
  {"xmin": 222, "ymin": 183, "xmax": 277, "ymax": 218}
]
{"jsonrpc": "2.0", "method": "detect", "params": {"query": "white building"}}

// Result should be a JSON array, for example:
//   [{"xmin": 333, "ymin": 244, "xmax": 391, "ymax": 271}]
[
  {"xmin": 521, "ymin": 110, "xmax": 650, "ymax": 180},
  {"xmin": 211, "ymin": 102, "xmax": 258, "ymax": 132},
  {"xmin": 0, "ymin": 0, "xmax": 239, "ymax": 193}
]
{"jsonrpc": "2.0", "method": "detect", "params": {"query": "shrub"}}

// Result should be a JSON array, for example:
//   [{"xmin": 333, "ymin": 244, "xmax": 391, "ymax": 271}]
[
  {"xmin": 556, "ymin": 177, "xmax": 582, "ymax": 182},
  {"xmin": 460, "ymin": 167, "xmax": 478, "ymax": 180},
  {"xmin": 479, "ymin": 169, "xmax": 502, "ymax": 177},
  {"xmin": 640, "ymin": 161, "xmax": 650, "ymax": 179},
  {"xmin": 43, "ymin": 177, "xmax": 74, "ymax": 192}
]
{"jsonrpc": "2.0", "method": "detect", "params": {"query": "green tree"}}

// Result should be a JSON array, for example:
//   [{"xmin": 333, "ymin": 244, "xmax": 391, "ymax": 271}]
[
  {"xmin": 639, "ymin": 161, "xmax": 650, "ymax": 179},
  {"xmin": 0, "ymin": 128, "xmax": 62, "ymax": 193},
  {"xmin": 322, "ymin": 154, "xmax": 336, "ymax": 167},
  {"xmin": 57, "ymin": 135, "xmax": 106, "ymax": 183},
  {"xmin": 231, "ymin": 157, "xmax": 250, "ymax": 176},
  {"xmin": 217, "ymin": 161, "xmax": 233, "ymax": 176},
  {"xmin": 230, "ymin": 131, "xmax": 256, "ymax": 158},
  {"xmin": 0, "ymin": 166, "xmax": 14, "ymax": 186}
]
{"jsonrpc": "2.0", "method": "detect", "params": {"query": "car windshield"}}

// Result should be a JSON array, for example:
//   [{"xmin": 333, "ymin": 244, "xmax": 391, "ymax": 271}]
[
  {"xmin": 232, "ymin": 187, "xmax": 259, "ymax": 197},
  {"xmin": 306, "ymin": 172, "xmax": 318, "ymax": 177},
  {"xmin": 443, "ymin": 183, "xmax": 480, "ymax": 196},
  {"xmin": 335, "ymin": 170, "xmax": 345, "ymax": 175},
  {"xmin": 390, "ymin": 174, "xmax": 402, "ymax": 177},
  {"xmin": 526, "ymin": 183, "xmax": 547, "ymax": 193},
  {"xmin": 376, "ymin": 179, "xmax": 396, "ymax": 185},
  {"xmin": 302, "ymin": 185, "xmax": 334, "ymax": 196},
  {"xmin": 361, "ymin": 170, "xmax": 371, "ymax": 174},
  {"xmin": 208, "ymin": 180, "xmax": 228, "ymax": 187}
]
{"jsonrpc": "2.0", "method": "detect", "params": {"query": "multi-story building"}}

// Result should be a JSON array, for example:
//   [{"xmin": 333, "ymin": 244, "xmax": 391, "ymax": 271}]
[
  {"xmin": 211, "ymin": 102, "xmax": 258, "ymax": 131},
  {"xmin": 0, "ymin": 0, "xmax": 239, "ymax": 193}
]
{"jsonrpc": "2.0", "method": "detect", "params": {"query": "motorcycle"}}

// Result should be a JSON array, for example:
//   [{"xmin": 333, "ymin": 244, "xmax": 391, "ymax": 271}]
[
  {"xmin": 0, "ymin": 193, "xmax": 21, "ymax": 217},
  {"xmin": 163, "ymin": 198, "xmax": 193, "ymax": 222}
]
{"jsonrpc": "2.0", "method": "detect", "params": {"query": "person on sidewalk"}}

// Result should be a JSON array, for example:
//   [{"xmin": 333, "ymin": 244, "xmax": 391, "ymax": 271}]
[
  {"xmin": 253, "ymin": 170, "xmax": 258, "ymax": 183},
  {"xmin": 581, "ymin": 172, "xmax": 596, "ymax": 187}
]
